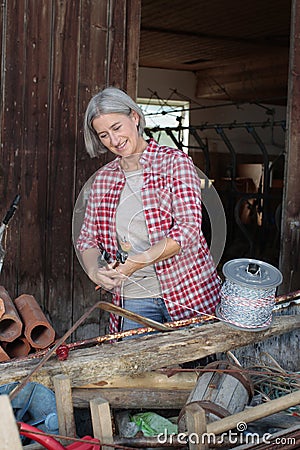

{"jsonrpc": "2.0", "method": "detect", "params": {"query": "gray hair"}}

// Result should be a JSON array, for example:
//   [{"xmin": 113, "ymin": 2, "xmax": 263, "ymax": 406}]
[{"xmin": 83, "ymin": 87, "xmax": 146, "ymax": 157}]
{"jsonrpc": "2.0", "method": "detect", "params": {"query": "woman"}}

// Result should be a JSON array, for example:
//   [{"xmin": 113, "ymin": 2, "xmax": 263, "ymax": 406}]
[{"xmin": 77, "ymin": 86, "xmax": 221, "ymax": 333}]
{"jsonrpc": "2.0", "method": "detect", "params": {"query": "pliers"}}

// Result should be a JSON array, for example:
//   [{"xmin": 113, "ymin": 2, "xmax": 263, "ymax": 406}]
[{"xmin": 95, "ymin": 246, "xmax": 128, "ymax": 291}]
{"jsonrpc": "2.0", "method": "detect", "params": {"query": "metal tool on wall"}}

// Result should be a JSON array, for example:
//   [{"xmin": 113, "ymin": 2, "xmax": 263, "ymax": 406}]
[{"xmin": 0, "ymin": 194, "xmax": 21, "ymax": 273}]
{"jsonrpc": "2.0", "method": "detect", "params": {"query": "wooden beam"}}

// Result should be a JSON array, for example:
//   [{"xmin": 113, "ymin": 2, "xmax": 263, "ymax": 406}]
[
  {"xmin": 279, "ymin": 0, "xmax": 300, "ymax": 293},
  {"xmin": 206, "ymin": 389, "xmax": 300, "ymax": 436},
  {"xmin": 0, "ymin": 395, "xmax": 23, "ymax": 450},
  {"xmin": 53, "ymin": 374, "xmax": 76, "ymax": 443},
  {"xmin": 125, "ymin": 0, "xmax": 141, "ymax": 99},
  {"xmin": 1, "ymin": 315, "xmax": 300, "ymax": 389},
  {"xmin": 186, "ymin": 403, "xmax": 208, "ymax": 450},
  {"xmin": 90, "ymin": 397, "xmax": 113, "ymax": 450},
  {"xmin": 80, "ymin": 371, "xmax": 197, "ymax": 390},
  {"xmin": 73, "ymin": 387, "xmax": 189, "ymax": 409},
  {"xmin": 195, "ymin": 52, "xmax": 288, "ymax": 102}
]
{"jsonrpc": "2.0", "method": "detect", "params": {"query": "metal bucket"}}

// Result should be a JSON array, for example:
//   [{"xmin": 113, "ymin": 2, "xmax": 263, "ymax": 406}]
[{"xmin": 217, "ymin": 258, "xmax": 283, "ymax": 331}]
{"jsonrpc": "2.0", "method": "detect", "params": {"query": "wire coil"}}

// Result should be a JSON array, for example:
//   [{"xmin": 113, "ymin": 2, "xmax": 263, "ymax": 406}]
[
  {"xmin": 219, "ymin": 280, "xmax": 276, "ymax": 329},
  {"xmin": 217, "ymin": 258, "xmax": 283, "ymax": 331}
]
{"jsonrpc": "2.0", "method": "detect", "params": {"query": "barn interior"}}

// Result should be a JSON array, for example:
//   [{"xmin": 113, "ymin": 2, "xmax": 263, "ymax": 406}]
[{"xmin": 0, "ymin": 0, "xmax": 300, "ymax": 448}]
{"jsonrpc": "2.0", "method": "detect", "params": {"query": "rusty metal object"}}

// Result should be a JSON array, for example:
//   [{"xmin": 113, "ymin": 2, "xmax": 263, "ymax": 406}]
[
  {"xmin": 0, "ymin": 344, "xmax": 10, "ymax": 362},
  {"xmin": 9, "ymin": 299, "xmax": 103, "ymax": 400},
  {"xmin": 14, "ymin": 294, "xmax": 55, "ymax": 349},
  {"xmin": 3, "ymin": 336, "xmax": 31, "ymax": 358},
  {"xmin": 97, "ymin": 301, "xmax": 172, "ymax": 331},
  {"xmin": 0, "ymin": 286, "xmax": 23, "ymax": 342}
]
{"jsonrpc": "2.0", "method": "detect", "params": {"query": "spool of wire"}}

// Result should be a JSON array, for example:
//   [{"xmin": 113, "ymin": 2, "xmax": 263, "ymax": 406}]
[{"xmin": 216, "ymin": 258, "xmax": 283, "ymax": 331}]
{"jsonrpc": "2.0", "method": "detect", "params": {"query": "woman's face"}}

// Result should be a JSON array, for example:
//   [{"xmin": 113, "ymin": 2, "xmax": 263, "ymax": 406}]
[{"xmin": 92, "ymin": 111, "xmax": 143, "ymax": 157}]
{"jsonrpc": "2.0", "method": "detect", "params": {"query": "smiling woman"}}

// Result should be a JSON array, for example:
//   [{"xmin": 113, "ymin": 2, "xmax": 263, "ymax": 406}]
[
  {"xmin": 76, "ymin": 86, "xmax": 221, "ymax": 335},
  {"xmin": 92, "ymin": 111, "xmax": 148, "ymax": 162}
]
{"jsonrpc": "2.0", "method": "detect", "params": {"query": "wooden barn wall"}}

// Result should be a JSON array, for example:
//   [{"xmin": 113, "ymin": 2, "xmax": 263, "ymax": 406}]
[{"xmin": 0, "ymin": 0, "xmax": 141, "ymax": 339}]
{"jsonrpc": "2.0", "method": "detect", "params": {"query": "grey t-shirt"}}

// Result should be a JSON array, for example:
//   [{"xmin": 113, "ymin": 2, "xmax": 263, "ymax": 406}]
[{"xmin": 115, "ymin": 169, "xmax": 162, "ymax": 298}]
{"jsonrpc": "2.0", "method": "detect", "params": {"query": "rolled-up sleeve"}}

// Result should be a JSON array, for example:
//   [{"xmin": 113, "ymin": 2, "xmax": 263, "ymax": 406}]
[
  {"xmin": 166, "ymin": 154, "xmax": 202, "ymax": 252},
  {"xmin": 76, "ymin": 189, "xmax": 99, "ymax": 252}
]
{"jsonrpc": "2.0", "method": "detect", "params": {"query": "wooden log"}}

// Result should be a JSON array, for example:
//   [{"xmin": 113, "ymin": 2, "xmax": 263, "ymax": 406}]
[
  {"xmin": 0, "ymin": 395, "xmax": 23, "ymax": 449},
  {"xmin": 1, "ymin": 315, "xmax": 299, "ymax": 389},
  {"xmin": 81, "ymin": 371, "xmax": 197, "ymax": 390},
  {"xmin": 73, "ymin": 387, "xmax": 190, "ymax": 409}
]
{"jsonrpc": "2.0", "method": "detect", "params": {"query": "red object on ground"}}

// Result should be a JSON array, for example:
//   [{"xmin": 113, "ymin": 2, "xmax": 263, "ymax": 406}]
[
  {"xmin": 66, "ymin": 437, "xmax": 101, "ymax": 449},
  {"xmin": 19, "ymin": 422, "xmax": 101, "ymax": 449}
]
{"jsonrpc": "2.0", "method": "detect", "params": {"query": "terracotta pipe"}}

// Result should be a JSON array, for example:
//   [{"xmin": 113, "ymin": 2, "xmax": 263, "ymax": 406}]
[
  {"xmin": 14, "ymin": 294, "xmax": 56, "ymax": 349},
  {"xmin": 2, "ymin": 335, "xmax": 31, "ymax": 358},
  {"xmin": 0, "ymin": 286, "xmax": 23, "ymax": 342},
  {"xmin": 0, "ymin": 344, "xmax": 10, "ymax": 362},
  {"xmin": 0, "ymin": 297, "xmax": 5, "ymax": 319}
]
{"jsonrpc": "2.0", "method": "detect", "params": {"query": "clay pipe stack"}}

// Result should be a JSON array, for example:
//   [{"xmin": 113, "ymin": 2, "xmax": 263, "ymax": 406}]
[
  {"xmin": 0, "ymin": 286, "xmax": 23, "ymax": 341},
  {"xmin": 14, "ymin": 294, "xmax": 56, "ymax": 349},
  {"xmin": 0, "ymin": 286, "xmax": 56, "ymax": 361}
]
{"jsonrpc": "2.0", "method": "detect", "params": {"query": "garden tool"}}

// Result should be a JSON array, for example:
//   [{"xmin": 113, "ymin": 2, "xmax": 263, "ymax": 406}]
[{"xmin": 0, "ymin": 194, "xmax": 21, "ymax": 273}]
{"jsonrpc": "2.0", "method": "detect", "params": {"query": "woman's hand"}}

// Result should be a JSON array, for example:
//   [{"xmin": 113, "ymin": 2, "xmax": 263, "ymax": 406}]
[{"xmin": 88, "ymin": 264, "xmax": 125, "ymax": 290}]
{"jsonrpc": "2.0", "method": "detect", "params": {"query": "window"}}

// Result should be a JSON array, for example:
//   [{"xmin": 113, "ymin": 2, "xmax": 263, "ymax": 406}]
[{"xmin": 138, "ymin": 98, "xmax": 190, "ymax": 153}]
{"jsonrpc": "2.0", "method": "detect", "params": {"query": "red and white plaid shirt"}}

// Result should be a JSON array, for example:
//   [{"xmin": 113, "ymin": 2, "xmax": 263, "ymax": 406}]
[{"xmin": 77, "ymin": 139, "xmax": 221, "ymax": 332}]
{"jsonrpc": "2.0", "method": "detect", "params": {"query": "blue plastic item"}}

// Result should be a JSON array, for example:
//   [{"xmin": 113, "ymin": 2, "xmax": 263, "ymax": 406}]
[{"xmin": 0, "ymin": 381, "xmax": 59, "ymax": 444}]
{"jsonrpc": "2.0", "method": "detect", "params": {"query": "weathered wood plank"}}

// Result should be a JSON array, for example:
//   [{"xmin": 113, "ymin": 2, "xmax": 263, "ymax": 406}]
[
  {"xmin": 45, "ymin": 0, "xmax": 82, "ymax": 337},
  {"xmin": 0, "ymin": 0, "xmax": 25, "ymax": 294},
  {"xmin": 0, "ymin": 315, "xmax": 299, "ymax": 389},
  {"xmin": 73, "ymin": 387, "xmax": 190, "ymax": 409},
  {"xmin": 280, "ymin": 0, "xmax": 300, "ymax": 293},
  {"xmin": 18, "ymin": 0, "xmax": 52, "ymax": 298},
  {"xmin": 53, "ymin": 374, "xmax": 76, "ymax": 442},
  {"xmin": 0, "ymin": 395, "xmax": 23, "ymax": 449},
  {"xmin": 73, "ymin": 0, "xmax": 114, "ymax": 340},
  {"xmin": 81, "ymin": 371, "xmax": 197, "ymax": 390},
  {"xmin": 125, "ymin": 0, "xmax": 141, "ymax": 98}
]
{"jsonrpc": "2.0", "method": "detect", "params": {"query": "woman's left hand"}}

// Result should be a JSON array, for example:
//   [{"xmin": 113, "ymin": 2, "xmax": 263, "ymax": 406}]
[{"xmin": 115, "ymin": 257, "xmax": 142, "ymax": 278}]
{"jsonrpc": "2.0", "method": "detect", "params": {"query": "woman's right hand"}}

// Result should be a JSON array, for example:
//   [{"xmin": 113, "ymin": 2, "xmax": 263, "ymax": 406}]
[{"xmin": 88, "ymin": 264, "xmax": 125, "ymax": 290}]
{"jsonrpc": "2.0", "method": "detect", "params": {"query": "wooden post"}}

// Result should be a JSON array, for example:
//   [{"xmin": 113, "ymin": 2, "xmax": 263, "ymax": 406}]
[
  {"xmin": 90, "ymin": 397, "xmax": 114, "ymax": 450},
  {"xmin": 207, "ymin": 388, "xmax": 300, "ymax": 436},
  {"xmin": 0, "ymin": 395, "xmax": 23, "ymax": 449},
  {"xmin": 185, "ymin": 403, "xmax": 209, "ymax": 450},
  {"xmin": 280, "ymin": 0, "xmax": 300, "ymax": 293},
  {"xmin": 53, "ymin": 374, "xmax": 76, "ymax": 444}
]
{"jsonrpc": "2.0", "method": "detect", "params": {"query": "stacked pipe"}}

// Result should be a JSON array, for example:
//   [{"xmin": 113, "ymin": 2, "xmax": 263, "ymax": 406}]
[{"xmin": 0, "ymin": 286, "xmax": 56, "ymax": 361}]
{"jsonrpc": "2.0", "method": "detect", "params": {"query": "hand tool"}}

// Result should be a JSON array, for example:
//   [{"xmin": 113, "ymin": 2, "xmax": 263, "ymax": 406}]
[{"xmin": 0, "ymin": 194, "xmax": 21, "ymax": 273}]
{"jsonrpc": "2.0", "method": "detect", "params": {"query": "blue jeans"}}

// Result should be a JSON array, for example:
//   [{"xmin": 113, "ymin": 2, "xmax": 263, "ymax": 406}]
[{"xmin": 121, "ymin": 297, "xmax": 171, "ymax": 332}]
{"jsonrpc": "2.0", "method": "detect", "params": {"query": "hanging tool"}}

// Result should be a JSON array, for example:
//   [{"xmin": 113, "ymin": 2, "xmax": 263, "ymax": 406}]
[{"xmin": 0, "ymin": 194, "xmax": 21, "ymax": 273}]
